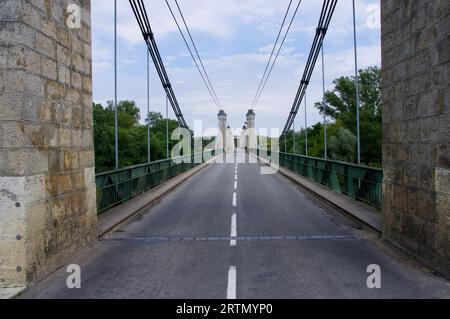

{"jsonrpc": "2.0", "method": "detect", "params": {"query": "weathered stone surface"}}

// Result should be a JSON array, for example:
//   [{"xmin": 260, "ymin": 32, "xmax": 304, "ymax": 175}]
[
  {"xmin": 36, "ymin": 31, "xmax": 56, "ymax": 59},
  {"xmin": 0, "ymin": 0, "xmax": 96, "ymax": 288},
  {"xmin": 382, "ymin": 0, "xmax": 450, "ymax": 276}
]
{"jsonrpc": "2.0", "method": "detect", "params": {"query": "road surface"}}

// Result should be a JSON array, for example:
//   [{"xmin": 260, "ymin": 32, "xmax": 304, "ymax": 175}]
[{"xmin": 21, "ymin": 151, "xmax": 450, "ymax": 299}]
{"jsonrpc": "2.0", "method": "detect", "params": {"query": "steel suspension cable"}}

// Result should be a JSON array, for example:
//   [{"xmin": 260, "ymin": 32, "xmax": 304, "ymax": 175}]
[
  {"xmin": 147, "ymin": 49, "xmax": 151, "ymax": 163},
  {"xmin": 304, "ymin": 90, "xmax": 308, "ymax": 156},
  {"xmin": 132, "ymin": 0, "xmax": 185, "ymax": 127},
  {"xmin": 352, "ymin": 0, "xmax": 361, "ymax": 164},
  {"xmin": 173, "ymin": 0, "xmax": 223, "ymax": 110},
  {"xmin": 129, "ymin": 0, "xmax": 189, "ymax": 129},
  {"xmin": 322, "ymin": 44, "xmax": 327, "ymax": 159},
  {"xmin": 253, "ymin": 0, "xmax": 303, "ymax": 110},
  {"xmin": 251, "ymin": 0, "xmax": 293, "ymax": 109},
  {"xmin": 114, "ymin": 0, "xmax": 119, "ymax": 170},
  {"xmin": 280, "ymin": 0, "xmax": 337, "ymax": 139},
  {"xmin": 165, "ymin": 0, "xmax": 222, "ymax": 110}
]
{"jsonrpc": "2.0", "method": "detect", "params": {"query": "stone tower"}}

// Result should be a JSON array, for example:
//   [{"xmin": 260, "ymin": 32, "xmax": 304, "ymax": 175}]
[
  {"xmin": 0, "ymin": 0, "xmax": 97, "ymax": 288},
  {"xmin": 246, "ymin": 110, "xmax": 257, "ymax": 150},
  {"xmin": 217, "ymin": 110, "xmax": 227, "ymax": 151},
  {"xmin": 381, "ymin": 0, "xmax": 450, "ymax": 276}
]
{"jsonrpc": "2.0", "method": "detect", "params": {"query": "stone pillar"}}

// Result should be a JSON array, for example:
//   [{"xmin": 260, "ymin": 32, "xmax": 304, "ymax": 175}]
[
  {"xmin": 226, "ymin": 126, "xmax": 234, "ymax": 152},
  {"xmin": 246, "ymin": 109, "xmax": 256, "ymax": 150},
  {"xmin": 0, "ymin": 0, "xmax": 96, "ymax": 288},
  {"xmin": 381, "ymin": 0, "xmax": 449, "ymax": 275},
  {"xmin": 217, "ymin": 110, "xmax": 227, "ymax": 151},
  {"xmin": 240, "ymin": 125, "xmax": 247, "ymax": 149}
]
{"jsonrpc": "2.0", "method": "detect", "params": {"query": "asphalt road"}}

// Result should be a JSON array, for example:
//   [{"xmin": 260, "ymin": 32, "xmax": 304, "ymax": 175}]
[{"xmin": 21, "ymin": 151, "xmax": 450, "ymax": 299}]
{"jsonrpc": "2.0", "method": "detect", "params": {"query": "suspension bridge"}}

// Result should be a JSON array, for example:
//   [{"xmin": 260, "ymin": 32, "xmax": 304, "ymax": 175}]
[{"xmin": 0, "ymin": 0, "xmax": 449, "ymax": 299}]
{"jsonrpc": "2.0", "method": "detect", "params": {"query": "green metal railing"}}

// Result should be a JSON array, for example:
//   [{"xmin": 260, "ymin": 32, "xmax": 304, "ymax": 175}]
[
  {"xmin": 95, "ymin": 149, "xmax": 221, "ymax": 214},
  {"xmin": 253, "ymin": 149, "xmax": 383, "ymax": 209}
]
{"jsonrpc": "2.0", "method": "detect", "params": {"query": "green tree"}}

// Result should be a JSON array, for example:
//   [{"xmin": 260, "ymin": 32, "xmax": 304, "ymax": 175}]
[
  {"xmin": 328, "ymin": 127, "xmax": 357, "ymax": 163},
  {"xmin": 314, "ymin": 66, "xmax": 382, "ymax": 166},
  {"xmin": 106, "ymin": 100, "xmax": 141, "ymax": 128},
  {"xmin": 93, "ymin": 101, "xmax": 182, "ymax": 173},
  {"xmin": 145, "ymin": 111, "xmax": 164, "ymax": 127}
]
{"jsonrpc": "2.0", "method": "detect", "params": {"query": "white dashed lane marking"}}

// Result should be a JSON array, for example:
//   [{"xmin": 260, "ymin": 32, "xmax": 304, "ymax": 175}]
[
  {"xmin": 230, "ymin": 213, "xmax": 237, "ymax": 247},
  {"xmin": 227, "ymin": 266, "xmax": 237, "ymax": 299}
]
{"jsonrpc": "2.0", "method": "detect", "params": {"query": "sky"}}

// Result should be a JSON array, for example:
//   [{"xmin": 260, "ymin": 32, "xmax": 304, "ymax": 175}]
[{"xmin": 91, "ymin": 0, "xmax": 381, "ymax": 137}]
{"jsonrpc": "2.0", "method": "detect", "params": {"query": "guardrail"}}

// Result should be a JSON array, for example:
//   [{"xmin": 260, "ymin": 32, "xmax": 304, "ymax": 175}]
[
  {"xmin": 253, "ymin": 149, "xmax": 383, "ymax": 210},
  {"xmin": 95, "ymin": 149, "xmax": 221, "ymax": 214}
]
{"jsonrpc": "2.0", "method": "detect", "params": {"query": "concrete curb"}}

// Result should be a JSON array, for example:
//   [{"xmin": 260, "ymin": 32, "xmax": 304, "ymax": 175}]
[
  {"xmin": 252, "ymin": 153, "xmax": 382, "ymax": 233},
  {"xmin": 0, "ymin": 287, "xmax": 26, "ymax": 300},
  {"xmin": 97, "ymin": 155, "xmax": 221, "ymax": 239}
]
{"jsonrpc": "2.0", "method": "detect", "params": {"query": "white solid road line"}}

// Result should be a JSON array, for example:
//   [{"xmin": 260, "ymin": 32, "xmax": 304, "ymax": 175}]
[
  {"xmin": 227, "ymin": 266, "xmax": 237, "ymax": 299},
  {"xmin": 232, "ymin": 192, "xmax": 237, "ymax": 207},
  {"xmin": 230, "ymin": 213, "xmax": 237, "ymax": 246},
  {"xmin": 234, "ymin": 181, "xmax": 237, "ymax": 190}
]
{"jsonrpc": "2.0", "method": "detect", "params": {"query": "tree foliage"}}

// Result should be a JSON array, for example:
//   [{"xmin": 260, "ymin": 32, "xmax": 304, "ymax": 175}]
[
  {"xmin": 283, "ymin": 66, "xmax": 382, "ymax": 167},
  {"xmin": 93, "ymin": 101, "xmax": 180, "ymax": 173}
]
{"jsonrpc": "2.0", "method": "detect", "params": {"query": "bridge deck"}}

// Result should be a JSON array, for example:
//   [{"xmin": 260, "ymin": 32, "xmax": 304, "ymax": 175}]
[{"xmin": 21, "ymin": 152, "xmax": 449, "ymax": 298}]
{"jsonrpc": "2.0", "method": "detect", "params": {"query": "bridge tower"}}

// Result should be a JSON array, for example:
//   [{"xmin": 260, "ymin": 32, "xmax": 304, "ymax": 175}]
[
  {"xmin": 246, "ymin": 110, "xmax": 257, "ymax": 150},
  {"xmin": 217, "ymin": 110, "xmax": 227, "ymax": 151},
  {"xmin": 381, "ymin": 0, "xmax": 450, "ymax": 275},
  {"xmin": 239, "ymin": 125, "xmax": 247, "ymax": 149},
  {"xmin": 0, "ymin": 0, "xmax": 96, "ymax": 288}
]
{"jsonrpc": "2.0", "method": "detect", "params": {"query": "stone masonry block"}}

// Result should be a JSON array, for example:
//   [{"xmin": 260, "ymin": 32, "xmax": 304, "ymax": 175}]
[
  {"xmin": 0, "ymin": 22, "xmax": 36, "ymax": 48},
  {"xmin": 56, "ymin": 44, "xmax": 70, "ymax": 65},
  {"xmin": 82, "ymin": 92, "xmax": 92, "ymax": 108},
  {"xmin": 0, "ymin": 240, "xmax": 27, "ymax": 287},
  {"xmin": 436, "ymin": 143, "xmax": 450, "ymax": 168},
  {"xmin": 71, "ymin": 105, "xmax": 82, "ymax": 127},
  {"xmin": 5, "ymin": 149, "xmax": 48, "ymax": 176},
  {"xmin": 439, "ymin": 114, "xmax": 450, "ymax": 141},
  {"xmin": 5, "ymin": 69, "xmax": 45, "ymax": 97},
  {"xmin": 71, "ymin": 71, "xmax": 82, "ymax": 90},
  {"xmin": 72, "ymin": 52, "xmax": 84, "ymax": 73},
  {"xmin": 23, "ymin": 1, "xmax": 42, "ymax": 31},
  {"xmin": 59, "ymin": 127, "xmax": 71, "ymax": 148},
  {"xmin": 40, "ymin": 56, "xmax": 57, "ymax": 80},
  {"xmin": 382, "ymin": 0, "xmax": 450, "ymax": 276},
  {"xmin": 81, "ymin": 74, "xmax": 91, "ymax": 94},
  {"xmin": 71, "ymin": 128, "xmax": 81, "ymax": 147},
  {"xmin": 28, "ymin": 0, "xmax": 51, "ymax": 15},
  {"xmin": 435, "ymin": 167, "xmax": 450, "ymax": 195},
  {"xmin": 24, "ymin": 200, "xmax": 50, "ymax": 235},
  {"xmin": 0, "ymin": 0, "xmax": 24, "ymax": 21},
  {"xmin": 40, "ymin": 15, "xmax": 58, "ymax": 40},
  {"xmin": 6, "ymin": 46, "xmax": 40, "ymax": 74},
  {"xmin": 36, "ymin": 31, "xmax": 56, "ymax": 59},
  {"xmin": 0, "ymin": 92, "xmax": 23, "ymax": 120},
  {"xmin": 81, "ymin": 129, "xmax": 93, "ymax": 149},
  {"xmin": 45, "ymin": 79, "xmax": 65, "ymax": 100},
  {"xmin": 0, "ymin": 121, "xmax": 52, "ymax": 149},
  {"xmin": 0, "ymin": 0, "xmax": 95, "ymax": 288},
  {"xmin": 54, "ymin": 102, "xmax": 71, "ymax": 125},
  {"xmin": 65, "ymin": 87, "xmax": 81, "ymax": 104},
  {"xmin": 57, "ymin": 63, "xmax": 70, "ymax": 84}
]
